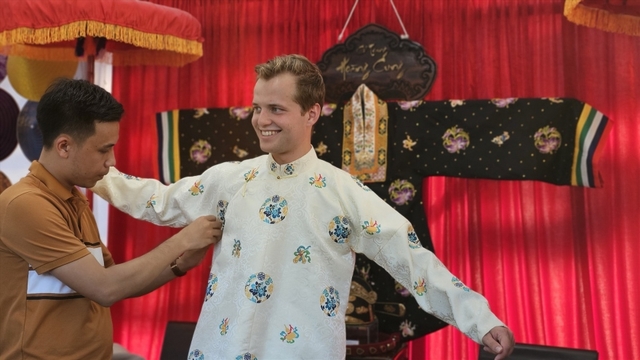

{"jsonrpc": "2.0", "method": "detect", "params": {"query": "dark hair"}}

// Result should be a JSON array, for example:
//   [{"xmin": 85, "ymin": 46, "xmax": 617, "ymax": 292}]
[
  {"xmin": 255, "ymin": 54, "xmax": 325, "ymax": 113},
  {"xmin": 37, "ymin": 78, "xmax": 124, "ymax": 148}
]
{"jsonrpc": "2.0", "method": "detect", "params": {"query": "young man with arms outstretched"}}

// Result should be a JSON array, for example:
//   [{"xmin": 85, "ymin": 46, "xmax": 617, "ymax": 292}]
[{"xmin": 94, "ymin": 55, "xmax": 514, "ymax": 359}]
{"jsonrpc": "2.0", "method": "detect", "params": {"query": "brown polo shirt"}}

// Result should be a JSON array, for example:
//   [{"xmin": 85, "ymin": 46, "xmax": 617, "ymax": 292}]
[{"xmin": 0, "ymin": 161, "xmax": 115, "ymax": 359}]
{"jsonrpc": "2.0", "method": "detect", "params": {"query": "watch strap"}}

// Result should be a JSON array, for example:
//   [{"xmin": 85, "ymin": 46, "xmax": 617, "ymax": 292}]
[{"xmin": 170, "ymin": 258, "xmax": 187, "ymax": 277}]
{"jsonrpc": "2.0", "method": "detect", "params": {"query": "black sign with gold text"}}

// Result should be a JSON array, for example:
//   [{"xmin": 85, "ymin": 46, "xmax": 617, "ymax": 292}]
[{"xmin": 317, "ymin": 24, "xmax": 437, "ymax": 103}]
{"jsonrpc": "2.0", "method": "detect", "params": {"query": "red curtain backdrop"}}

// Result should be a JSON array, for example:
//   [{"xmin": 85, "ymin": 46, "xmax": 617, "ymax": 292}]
[{"xmin": 109, "ymin": 1, "xmax": 639, "ymax": 359}]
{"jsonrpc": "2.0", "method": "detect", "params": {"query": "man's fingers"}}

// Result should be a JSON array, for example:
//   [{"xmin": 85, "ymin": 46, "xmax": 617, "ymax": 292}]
[{"xmin": 483, "ymin": 341, "xmax": 501, "ymax": 354}]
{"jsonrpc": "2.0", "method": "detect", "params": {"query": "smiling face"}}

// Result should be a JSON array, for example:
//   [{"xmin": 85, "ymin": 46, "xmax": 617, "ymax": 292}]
[
  {"xmin": 65, "ymin": 121, "xmax": 119, "ymax": 189},
  {"xmin": 251, "ymin": 72, "xmax": 319, "ymax": 164}
]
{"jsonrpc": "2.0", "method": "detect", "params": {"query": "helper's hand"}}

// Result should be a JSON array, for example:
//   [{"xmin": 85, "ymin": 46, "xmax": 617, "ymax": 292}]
[
  {"xmin": 482, "ymin": 326, "xmax": 515, "ymax": 360},
  {"xmin": 179, "ymin": 245, "xmax": 214, "ymax": 271},
  {"xmin": 178, "ymin": 215, "xmax": 222, "ymax": 251}
]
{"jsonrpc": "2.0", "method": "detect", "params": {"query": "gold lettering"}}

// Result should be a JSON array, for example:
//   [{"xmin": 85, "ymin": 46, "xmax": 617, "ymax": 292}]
[
  {"xmin": 355, "ymin": 45, "xmax": 368, "ymax": 55},
  {"xmin": 335, "ymin": 50, "xmax": 404, "ymax": 81},
  {"xmin": 336, "ymin": 57, "xmax": 350, "ymax": 80},
  {"xmin": 336, "ymin": 57, "xmax": 372, "ymax": 81},
  {"xmin": 362, "ymin": 68, "xmax": 371, "ymax": 80},
  {"xmin": 369, "ymin": 46, "xmax": 388, "ymax": 57},
  {"xmin": 368, "ymin": 52, "xmax": 405, "ymax": 79},
  {"xmin": 355, "ymin": 44, "xmax": 390, "ymax": 57}
]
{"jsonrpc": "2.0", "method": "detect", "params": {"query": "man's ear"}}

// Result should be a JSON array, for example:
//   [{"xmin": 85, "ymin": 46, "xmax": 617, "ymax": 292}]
[
  {"xmin": 54, "ymin": 135, "xmax": 72, "ymax": 158},
  {"xmin": 306, "ymin": 103, "xmax": 321, "ymax": 126}
]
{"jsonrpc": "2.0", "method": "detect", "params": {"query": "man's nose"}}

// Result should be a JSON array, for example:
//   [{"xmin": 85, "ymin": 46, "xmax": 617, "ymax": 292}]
[
  {"xmin": 106, "ymin": 151, "xmax": 116, "ymax": 167},
  {"xmin": 254, "ymin": 111, "xmax": 270, "ymax": 126}
]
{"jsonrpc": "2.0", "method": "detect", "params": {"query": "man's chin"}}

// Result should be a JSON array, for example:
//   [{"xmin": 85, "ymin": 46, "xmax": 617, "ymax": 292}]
[
  {"xmin": 258, "ymin": 143, "xmax": 273, "ymax": 154},
  {"xmin": 81, "ymin": 184, "xmax": 96, "ymax": 190}
]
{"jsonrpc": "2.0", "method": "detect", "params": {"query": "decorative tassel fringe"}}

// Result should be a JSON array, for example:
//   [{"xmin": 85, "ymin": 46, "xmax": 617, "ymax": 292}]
[
  {"xmin": 85, "ymin": 21, "xmax": 202, "ymax": 55},
  {"xmin": 0, "ymin": 22, "xmax": 86, "ymax": 46},
  {"xmin": 564, "ymin": 0, "xmax": 640, "ymax": 37},
  {"xmin": 0, "ymin": 20, "xmax": 203, "ymax": 67}
]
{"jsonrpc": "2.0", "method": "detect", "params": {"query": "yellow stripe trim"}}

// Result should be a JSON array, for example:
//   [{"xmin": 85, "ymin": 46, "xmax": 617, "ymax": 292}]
[{"xmin": 571, "ymin": 104, "xmax": 592, "ymax": 186}]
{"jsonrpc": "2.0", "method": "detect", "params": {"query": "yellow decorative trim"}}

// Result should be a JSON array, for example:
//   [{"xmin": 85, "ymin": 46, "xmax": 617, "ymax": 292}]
[
  {"xmin": 342, "ymin": 85, "xmax": 389, "ymax": 183},
  {"xmin": 0, "ymin": 22, "xmax": 85, "ymax": 46},
  {"xmin": 564, "ymin": 0, "xmax": 640, "ymax": 37},
  {"xmin": 0, "ymin": 20, "xmax": 202, "ymax": 66},
  {"xmin": 85, "ymin": 21, "xmax": 202, "ymax": 55}
]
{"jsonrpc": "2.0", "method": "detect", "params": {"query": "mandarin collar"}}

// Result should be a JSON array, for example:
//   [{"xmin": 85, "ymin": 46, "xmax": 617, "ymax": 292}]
[{"xmin": 267, "ymin": 147, "xmax": 317, "ymax": 179}]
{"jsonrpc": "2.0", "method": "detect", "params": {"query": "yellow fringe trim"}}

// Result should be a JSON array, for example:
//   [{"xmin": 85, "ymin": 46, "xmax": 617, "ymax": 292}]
[
  {"xmin": 564, "ymin": 0, "xmax": 640, "ymax": 37},
  {"xmin": 0, "ymin": 22, "xmax": 85, "ymax": 47},
  {"xmin": 0, "ymin": 20, "xmax": 202, "ymax": 66},
  {"xmin": 85, "ymin": 21, "xmax": 202, "ymax": 55}
]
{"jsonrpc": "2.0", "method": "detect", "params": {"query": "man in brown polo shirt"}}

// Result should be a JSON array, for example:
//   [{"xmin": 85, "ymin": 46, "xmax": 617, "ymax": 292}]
[{"xmin": 0, "ymin": 79, "xmax": 222, "ymax": 359}]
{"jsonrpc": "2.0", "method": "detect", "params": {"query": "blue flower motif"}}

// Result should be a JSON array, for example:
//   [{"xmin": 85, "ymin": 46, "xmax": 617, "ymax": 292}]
[
  {"xmin": 324, "ymin": 297, "xmax": 337, "ymax": 312},
  {"xmin": 284, "ymin": 164, "xmax": 295, "ymax": 175},
  {"xmin": 244, "ymin": 272, "xmax": 274, "ymax": 303},
  {"xmin": 451, "ymin": 276, "xmax": 470, "ymax": 292},
  {"xmin": 328, "ymin": 216, "xmax": 351, "ymax": 243},
  {"xmin": 189, "ymin": 349, "xmax": 205, "ymax": 360},
  {"xmin": 217, "ymin": 200, "xmax": 228, "ymax": 229},
  {"xmin": 320, "ymin": 286, "xmax": 340, "ymax": 317},
  {"xmin": 259, "ymin": 195, "xmax": 288, "ymax": 224},
  {"xmin": 334, "ymin": 224, "xmax": 348, "ymax": 238},
  {"xmin": 119, "ymin": 171, "xmax": 141, "ymax": 181},
  {"xmin": 265, "ymin": 204, "xmax": 281, "ymax": 219},
  {"xmin": 205, "ymin": 273, "xmax": 218, "ymax": 301},
  {"xmin": 250, "ymin": 282, "xmax": 266, "ymax": 297},
  {"xmin": 235, "ymin": 353, "xmax": 257, "ymax": 360},
  {"xmin": 407, "ymin": 227, "xmax": 421, "ymax": 249}
]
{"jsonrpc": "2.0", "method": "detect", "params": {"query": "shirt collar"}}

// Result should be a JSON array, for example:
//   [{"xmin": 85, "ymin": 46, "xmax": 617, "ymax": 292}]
[
  {"xmin": 29, "ymin": 161, "xmax": 85, "ymax": 201},
  {"xmin": 267, "ymin": 147, "xmax": 317, "ymax": 179}
]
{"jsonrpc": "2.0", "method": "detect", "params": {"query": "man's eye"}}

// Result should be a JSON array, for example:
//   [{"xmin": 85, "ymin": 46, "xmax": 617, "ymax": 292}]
[{"xmin": 253, "ymin": 107, "xmax": 261, "ymax": 113}]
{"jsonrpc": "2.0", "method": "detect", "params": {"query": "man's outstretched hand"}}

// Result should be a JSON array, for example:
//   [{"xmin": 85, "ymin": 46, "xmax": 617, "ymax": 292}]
[{"xmin": 482, "ymin": 326, "xmax": 515, "ymax": 360}]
